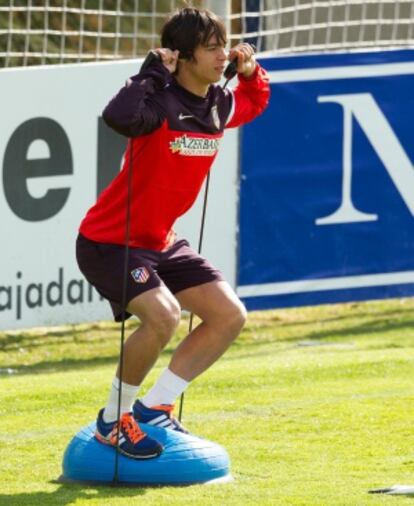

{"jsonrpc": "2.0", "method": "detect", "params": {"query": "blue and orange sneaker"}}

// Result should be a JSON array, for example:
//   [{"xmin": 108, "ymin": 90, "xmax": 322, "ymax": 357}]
[
  {"xmin": 95, "ymin": 408, "xmax": 163, "ymax": 459},
  {"xmin": 133, "ymin": 400, "xmax": 189, "ymax": 434}
]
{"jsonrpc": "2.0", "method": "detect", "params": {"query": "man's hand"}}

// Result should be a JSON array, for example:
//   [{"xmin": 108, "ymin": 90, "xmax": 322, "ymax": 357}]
[
  {"xmin": 153, "ymin": 48, "xmax": 179, "ymax": 73},
  {"xmin": 228, "ymin": 43, "xmax": 256, "ymax": 78}
]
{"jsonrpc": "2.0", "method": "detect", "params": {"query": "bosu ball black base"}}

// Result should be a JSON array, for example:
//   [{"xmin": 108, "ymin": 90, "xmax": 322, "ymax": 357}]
[{"xmin": 60, "ymin": 422, "xmax": 232, "ymax": 486}]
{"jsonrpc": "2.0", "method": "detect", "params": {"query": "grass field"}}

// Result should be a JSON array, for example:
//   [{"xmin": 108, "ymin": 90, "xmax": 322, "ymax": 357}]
[{"xmin": 1, "ymin": 298, "xmax": 414, "ymax": 505}]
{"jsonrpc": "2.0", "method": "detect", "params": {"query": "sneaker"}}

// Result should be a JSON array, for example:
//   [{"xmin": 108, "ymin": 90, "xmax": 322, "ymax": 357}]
[
  {"xmin": 95, "ymin": 408, "xmax": 163, "ymax": 459},
  {"xmin": 133, "ymin": 400, "xmax": 189, "ymax": 434}
]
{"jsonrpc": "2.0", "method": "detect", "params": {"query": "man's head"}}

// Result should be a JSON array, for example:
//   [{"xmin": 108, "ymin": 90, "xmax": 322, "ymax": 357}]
[{"xmin": 161, "ymin": 7, "xmax": 226, "ymax": 62}]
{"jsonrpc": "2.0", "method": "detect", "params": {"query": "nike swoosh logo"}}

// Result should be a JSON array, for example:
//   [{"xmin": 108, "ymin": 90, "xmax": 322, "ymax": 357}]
[{"xmin": 178, "ymin": 113, "xmax": 194, "ymax": 120}]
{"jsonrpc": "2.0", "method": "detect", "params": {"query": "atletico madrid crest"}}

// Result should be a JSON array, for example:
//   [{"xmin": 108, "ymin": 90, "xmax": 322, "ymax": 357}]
[{"xmin": 130, "ymin": 267, "xmax": 150, "ymax": 283}]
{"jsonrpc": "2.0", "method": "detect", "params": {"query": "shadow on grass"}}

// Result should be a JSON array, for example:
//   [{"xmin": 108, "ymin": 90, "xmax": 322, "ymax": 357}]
[
  {"xmin": 292, "ymin": 316, "xmax": 414, "ymax": 343},
  {"xmin": 252, "ymin": 305, "xmax": 414, "ymax": 328},
  {"xmin": 0, "ymin": 328, "xmax": 119, "ymax": 352},
  {"xmin": 0, "ymin": 483, "xmax": 145, "ymax": 506},
  {"xmin": 0, "ymin": 345, "xmax": 181, "ymax": 376},
  {"xmin": 0, "ymin": 355, "xmax": 119, "ymax": 376},
  {"xmin": 239, "ymin": 313, "xmax": 414, "ymax": 345}
]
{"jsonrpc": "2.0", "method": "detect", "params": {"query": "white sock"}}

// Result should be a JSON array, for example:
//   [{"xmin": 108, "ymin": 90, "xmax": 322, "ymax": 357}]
[
  {"xmin": 141, "ymin": 368, "xmax": 189, "ymax": 407},
  {"xmin": 102, "ymin": 377, "xmax": 140, "ymax": 423}
]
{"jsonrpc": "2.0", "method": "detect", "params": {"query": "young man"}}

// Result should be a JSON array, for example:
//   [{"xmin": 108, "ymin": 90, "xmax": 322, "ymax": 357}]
[{"xmin": 76, "ymin": 7, "xmax": 270, "ymax": 459}]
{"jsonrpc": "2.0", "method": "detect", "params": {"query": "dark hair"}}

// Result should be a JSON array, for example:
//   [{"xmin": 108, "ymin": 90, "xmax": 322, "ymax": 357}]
[{"xmin": 161, "ymin": 7, "xmax": 226, "ymax": 61}]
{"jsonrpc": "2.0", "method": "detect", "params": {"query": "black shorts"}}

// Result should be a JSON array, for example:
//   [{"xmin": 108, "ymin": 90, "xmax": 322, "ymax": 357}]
[{"xmin": 76, "ymin": 234, "xmax": 224, "ymax": 321}]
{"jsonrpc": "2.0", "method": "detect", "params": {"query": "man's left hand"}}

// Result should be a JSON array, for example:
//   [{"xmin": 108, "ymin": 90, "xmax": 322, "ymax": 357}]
[{"xmin": 228, "ymin": 43, "xmax": 256, "ymax": 78}]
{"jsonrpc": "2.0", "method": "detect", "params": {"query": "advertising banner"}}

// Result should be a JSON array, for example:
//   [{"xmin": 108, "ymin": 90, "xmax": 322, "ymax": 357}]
[
  {"xmin": 0, "ymin": 62, "xmax": 238, "ymax": 329},
  {"xmin": 238, "ymin": 50, "xmax": 414, "ymax": 309}
]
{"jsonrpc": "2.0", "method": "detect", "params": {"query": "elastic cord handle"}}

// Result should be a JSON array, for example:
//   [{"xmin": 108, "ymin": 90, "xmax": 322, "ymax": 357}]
[
  {"xmin": 223, "ymin": 59, "xmax": 238, "ymax": 80},
  {"xmin": 223, "ymin": 43, "xmax": 256, "ymax": 81}
]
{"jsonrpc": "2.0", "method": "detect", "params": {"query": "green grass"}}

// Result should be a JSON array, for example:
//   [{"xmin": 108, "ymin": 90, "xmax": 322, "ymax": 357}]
[{"xmin": 1, "ymin": 298, "xmax": 414, "ymax": 505}]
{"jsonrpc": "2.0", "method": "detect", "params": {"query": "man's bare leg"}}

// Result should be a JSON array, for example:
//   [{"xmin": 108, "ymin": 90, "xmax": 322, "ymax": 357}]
[
  {"xmin": 171, "ymin": 280, "xmax": 246, "ymax": 380},
  {"xmin": 139, "ymin": 281, "xmax": 246, "ymax": 413},
  {"xmin": 102, "ymin": 285, "xmax": 180, "ymax": 422},
  {"xmin": 119, "ymin": 285, "xmax": 181, "ymax": 384}
]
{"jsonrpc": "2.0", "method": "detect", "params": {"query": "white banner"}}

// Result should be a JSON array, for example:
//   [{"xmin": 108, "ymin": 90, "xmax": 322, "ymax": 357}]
[{"xmin": 0, "ymin": 61, "xmax": 238, "ymax": 330}]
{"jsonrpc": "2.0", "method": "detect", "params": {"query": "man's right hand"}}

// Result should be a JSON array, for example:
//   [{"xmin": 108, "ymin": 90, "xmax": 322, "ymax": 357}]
[{"xmin": 153, "ymin": 48, "xmax": 179, "ymax": 73}]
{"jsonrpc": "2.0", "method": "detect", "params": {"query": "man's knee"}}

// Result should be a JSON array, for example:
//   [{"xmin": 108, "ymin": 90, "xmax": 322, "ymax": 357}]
[
  {"xmin": 127, "ymin": 289, "xmax": 181, "ymax": 345},
  {"xmin": 226, "ymin": 300, "xmax": 247, "ymax": 333},
  {"xmin": 210, "ymin": 299, "xmax": 247, "ymax": 337},
  {"xmin": 144, "ymin": 299, "xmax": 181, "ymax": 344}
]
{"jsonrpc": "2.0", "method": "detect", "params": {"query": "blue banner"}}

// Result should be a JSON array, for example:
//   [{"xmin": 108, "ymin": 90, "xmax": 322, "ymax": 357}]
[{"xmin": 238, "ymin": 50, "xmax": 414, "ymax": 309}]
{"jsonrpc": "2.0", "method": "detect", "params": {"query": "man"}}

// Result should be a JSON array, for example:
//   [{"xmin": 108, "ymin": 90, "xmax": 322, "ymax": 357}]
[{"xmin": 76, "ymin": 7, "xmax": 270, "ymax": 459}]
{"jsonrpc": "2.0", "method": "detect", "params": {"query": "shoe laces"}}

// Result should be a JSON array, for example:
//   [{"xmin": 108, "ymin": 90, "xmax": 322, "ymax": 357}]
[{"xmin": 118, "ymin": 413, "xmax": 145, "ymax": 445}]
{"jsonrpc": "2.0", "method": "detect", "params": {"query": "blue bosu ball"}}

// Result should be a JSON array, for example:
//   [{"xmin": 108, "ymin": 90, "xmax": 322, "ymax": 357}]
[{"xmin": 61, "ymin": 422, "xmax": 232, "ymax": 486}]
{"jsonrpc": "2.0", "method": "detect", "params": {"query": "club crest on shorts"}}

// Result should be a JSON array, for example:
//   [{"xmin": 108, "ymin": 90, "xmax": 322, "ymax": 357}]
[{"xmin": 130, "ymin": 267, "xmax": 150, "ymax": 283}]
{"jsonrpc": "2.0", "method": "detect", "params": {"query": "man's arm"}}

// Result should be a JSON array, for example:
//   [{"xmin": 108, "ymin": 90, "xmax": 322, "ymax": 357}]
[
  {"xmin": 224, "ymin": 44, "xmax": 270, "ymax": 129},
  {"xmin": 103, "ymin": 49, "xmax": 179, "ymax": 137},
  {"xmin": 225, "ymin": 64, "xmax": 270, "ymax": 128}
]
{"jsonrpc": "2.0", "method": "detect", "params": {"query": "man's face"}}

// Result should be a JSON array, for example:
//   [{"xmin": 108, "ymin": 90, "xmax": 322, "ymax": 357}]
[{"xmin": 186, "ymin": 34, "xmax": 227, "ymax": 85}]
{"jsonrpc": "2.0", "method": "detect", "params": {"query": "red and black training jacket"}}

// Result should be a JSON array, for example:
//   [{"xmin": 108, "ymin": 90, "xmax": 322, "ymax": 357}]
[{"xmin": 79, "ymin": 59, "xmax": 270, "ymax": 251}]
